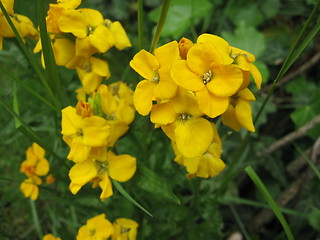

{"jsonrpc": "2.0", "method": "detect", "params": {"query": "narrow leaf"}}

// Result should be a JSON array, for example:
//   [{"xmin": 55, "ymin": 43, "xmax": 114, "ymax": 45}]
[
  {"xmin": 112, "ymin": 180, "xmax": 153, "ymax": 217},
  {"xmin": 245, "ymin": 166, "xmax": 294, "ymax": 240}
]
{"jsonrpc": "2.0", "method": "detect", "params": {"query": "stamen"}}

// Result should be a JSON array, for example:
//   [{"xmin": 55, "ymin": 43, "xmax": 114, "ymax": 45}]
[
  {"xmin": 179, "ymin": 113, "xmax": 192, "ymax": 122},
  {"xmin": 202, "ymin": 70, "xmax": 212, "ymax": 84}
]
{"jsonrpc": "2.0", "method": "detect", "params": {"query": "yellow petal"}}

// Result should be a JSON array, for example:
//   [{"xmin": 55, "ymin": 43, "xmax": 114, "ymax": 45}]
[
  {"xmin": 58, "ymin": 9, "xmax": 87, "ymax": 38},
  {"xmin": 150, "ymin": 102, "xmax": 176, "ymax": 125},
  {"xmin": 154, "ymin": 41, "xmax": 179, "ymax": 67},
  {"xmin": 249, "ymin": 62, "xmax": 262, "ymax": 89},
  {"xmin": 89, "ymin": 24, "xmax": 115, "ymax": 53},
  {"xmin": 82, "ymin": 116, "xmax": 110, "ymax": 146},
  {"xmin": 99, "ymin": 174, "xmax": 113, "ymax": 200},
  {"xmin": 67, "ymin": 138, "xmax": 91, "ymax": 163},
  {"xmin": 172, "ymin": 88, "xmax": 202, "ymax": 118},
  {"xmin": 0, "ymin": 0, "xmax": 14, "ymax": 16},
  {"xmin": 57, "ymin": 0, "xmax": 81, "ymax": 9},
  {"xmin": 91, "ymin": 57, "xmax": 110, "ymax": 77},
  {"xmin": 53, "ymin": 38, "xmax": 75, "ymax": 66},
  {"xmin": 196, "ymin": 154, "xmax": 225, "ymax": 178},
  {"xmin": 32, "ymin": 142, "xmax": 45, "ymax": 159},
  {"xmin": 196, "ymin": 89, "xmax": 229, "ymax": 118},
  {"xmin": 69, "ymin": 160, "xmax": 98, "ymax": 186},
  {"xmin": 175, "ymin": 118, "xmax": 213, "ymax": 158},
  {"xmin": 235, "ymin": 99, "xmax": 255, "ymax": 132},
  {"xmin": 154, "ymin": 65, "xmax": 178, "ymax": 99},
  {"xmin": 75, "ymin": 37, "xmax": 97, "ymax": 57},
  {"xmin": 107, "ymin": 121, "xmax": 129, "ymax": 147},
  {"xmin": 133, "ymin": 80, "xmax": 155, "ymax": 115},
  {"xmin": 186, "ymin": 43, "xmax": 224, "ymax": 76},
  {"xmin": 161, "ymin": 123, "xmax": 176, "ymax": 141},
  {"xmin": 171, "ymin": 60, "xmax": 204, "ymax": 92},
  {"xmin": 69, "ymin": 182, "xmax": 82, "ymax": 194},
  {"xmin": 206, "ymin": 63, "xmax": 243, "ymax": 97},
  {"xmin": 238, "ymin": 88, "xmax": 255, "ymax": 101},
  {"xmin": 108, "ymin": 154, "xmax": 136, "ymax": 182},
  {"xmin": 197, "ymin": 33, "xmax": 233, "ymax": 64},
  {"xmin": 130, "ymin": 50, "xmax": 159, "ymax": 80},
  {"xmin": 184, "ymin": 156, "xmax": 202, "ymax": 175},
  {"xmin": 77, "ymin": 70, "xmax": 102, "ymax": 94},
  {"xmin": 221, "ymin": 104, "xmax": 241, "ymax": 132},
  {"xmin": 35, "ymin": 158, "xmax": 50, "ymax": 176},
  {"xmin": 79, "ymin": 8, "xmax": 104, "ymax": 26},
  {"xmin": 109, "ymin": 21, "xmax": 132, "ymax": 50},
  {"xmin": 61, "ymin": 106, "xmax": 83, "ymax": 136}
]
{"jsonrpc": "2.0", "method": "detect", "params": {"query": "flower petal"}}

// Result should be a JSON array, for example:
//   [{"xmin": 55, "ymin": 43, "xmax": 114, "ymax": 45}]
[
  {"xmin": 133, "ymin": 80, "xmax": 155, "ymax": 115},
  {"xmin": 108, "ymin": 154, "xmax": 136, "ymax": 182},
  {"xmin": 89, "ymin": 24, "xmax": 115, "ymax": 53},
  {"xmin": 130, "ymin": 50, "xmax": 159, "ymax": 80},
  {"xmin": 58, "ymin": 9, "xmax": 87, "ymax": 38},
  {"xmin": 235, "ymin": 99, "xmax": 255, "ymax": 132},
  {"xmin": 69, "ymin": 160, "xmax": 98, "ymax": 186},
  {"xmin": 154, "ymin": 41, "xmax": 179, "ymax": 67},
  {"xmin": 61, "ymin": 106, "xmax": 83, "ymax": 136},
  {"xmin": 221, "ymin": 104, "xmax": 241, "ymax": 131},
  {"xmin": 249, "ymin": 62, "xmax": 262, "ymax": 89},
  {"xmin": 196, "ymin": 89, "xmax": 229, "ymax": 118},
  {"xmin": 154, "ymin": 65, "xmax": 178, "ymax": 99},
  {"xmin": 150, "ymin": 102, "xmax": 176, "ymax": 125},
  {"xmin": 82, "ymin": 116, "xmax": 110, "ymax": 146},
  {"xmin": 175, "ymin": 118, "xmax": 213, "ymax": 158}
]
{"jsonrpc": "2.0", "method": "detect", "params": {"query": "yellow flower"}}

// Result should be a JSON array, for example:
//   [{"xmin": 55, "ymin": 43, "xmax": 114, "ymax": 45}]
[
  {"xmin": 61, "ymin": 106, "xmax": 110, "ymax": 163},
  {"xmin": 43, "ymin": 233, "xmax": 62, "ymax": 240},
  {"xmin": 173, "ymin": 123, "xmax": 225, "ymax": 178},
  {"xmin": 222, "ymin": 88, "xmax": 256, "ymax": 132},
  {"xmin": 171, "ymin": 39, "xmax": 243, "ymax": 118},
  {"xmin": 97, "ymin": 83, "xmax": 135, "ymax": 146},
  {"xmin": 20, "ymin": 143, "xmax": 50, "ymax": 177},
  {"xmin": 20, "ymin": 176, "xmax": 42, "ymax": 200},
  {"xmin": 151, "ymin": 88, "xmax": 213, "ymax": 158},
  {"xmin": 76, "ymin": 214, "xmax": 113, "ymax": 240},
  {"xmin": 69, "ymin": 149, "xmax": 136, "ymax": 200},
  {"xmin": 14, "ymin": 14, "xmax": 38, "ymax": 40},
  {"xmin": 178, "ymin": 37, "xmax": 193, "ymax": 60},
  {"xmin": 112, "ymin": 218, "xmax": 139, "ymax": 240},
  {"xmin": 58, "ymin": 8, "xmax": 116, "ymax": 56},
  {"xmin": 104, "ymin": 19, "xmax": 131, "ymax": 50},
  {"xmin": 130, "ymin": 41, "xmax": 180, "ymax": 115},
  {"xmin": 57, "ymin": 0, "xmax": 81, "ymax": 9}
]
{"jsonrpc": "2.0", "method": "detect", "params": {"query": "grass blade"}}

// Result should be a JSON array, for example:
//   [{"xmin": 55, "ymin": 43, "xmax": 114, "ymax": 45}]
[
  {"xmin": 29, "ymin": 199, "xmax": 43, "ymax": 239},
  {"xmin": 245, "ymin": 166, "xmax": 294, "ymax": 240},
  {"xmin": 0, "ymin": 2, "xmax": 58, "ymax": 109},
  {"xmin": 36, "ymin": 0, "xmax": 63, "ymax": 109},
  {"xmin": 112, "ymin": 180, "xmax": 153, "ymax": 217},
  {"xmin": 229, "ymin": 204, "xmax": 252, "ymax": 240},
  {"xmin": 149, "ymin": 0, "xmax": 171, "ymax": 52}
]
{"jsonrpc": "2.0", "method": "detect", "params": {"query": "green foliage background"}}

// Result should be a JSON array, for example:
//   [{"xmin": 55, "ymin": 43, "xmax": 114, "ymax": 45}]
[{"xmin": 0, "ymin": 0, "xmax": 320, "ymax": 239}]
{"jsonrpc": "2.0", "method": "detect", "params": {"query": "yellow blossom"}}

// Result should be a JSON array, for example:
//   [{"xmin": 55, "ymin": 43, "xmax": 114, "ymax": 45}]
[
  {"xmin": 104, "ymin": 19, "xmax": 131, "ymax": 50},
  {"xmin": 20, "ymin": 176, "xmax": 42, "ymax": 200},
  {"xmin": 130, "ymin": 41, "xmax": 180, "ymax": 115},
  {"xmin": 69, "ymin": 149, "xmax": 136, "ymax": 200},
  {"xmin": 173, "ymin": 123, "xmax": 225, "ymax": 178},
  {"xmin": 222, "ymin": 88, "xmax": 256, "ymax": 132},
  {"xmin": 43, "ymin": 233, "xmax": 62, "ymax": 240},
  {"xmin": 178, "ymin": 37, "xmax": 193, "ymax": 60},
  {"xmin": 0, "ymin": 0, "xmax": 14, "ymax": 17},
  {"xmin": 151, "ymin": 88, "xmax": 213, "ymax": 158},
  {"xmin": 61, "ymin": 106, "xmax": 110, "ymax": 163},
  {"xmin": 76, "ymin": 214, "xmax": 113, "ymax": 240},
  {"xmin": 14, "ymin": 14, "xmax": 38, "ymax": 39},
  {"xmin": 112, "ymin": 218, "xmax": 139, "ymax": 240}
]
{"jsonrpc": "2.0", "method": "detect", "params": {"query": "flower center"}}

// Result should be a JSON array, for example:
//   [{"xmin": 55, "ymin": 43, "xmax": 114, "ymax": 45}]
[
  {"xmin": 87, "ymin": 25, "xmax": 95, "ymax": 35},
  {"xmin": 76, "ymin": 129, "xmax": 83, "ymax": 137},
  {"xmin": 179, "ymin": 113, "xmax": 192, "ymax": 122},
  {"xmin": 89, "ymin": 228, "xmax": 96, "ymax": 236},
  {"xmin": 151, "ymin": 72, "xmax": 160, "ymax": 84},
  {"xmin": 230, "ymin": 93, "xmax": 239, "ymax": 107},
  {"xmin": 121, "ymin": 227, "xmax": 130, "ymax": 233},
  {"xmin": 202, "ymin": 70, "xmax": 212, "ymax": 84},
  {"xmin": 96, "ymin": 161, "xmax": 109, "ymax": 175}
]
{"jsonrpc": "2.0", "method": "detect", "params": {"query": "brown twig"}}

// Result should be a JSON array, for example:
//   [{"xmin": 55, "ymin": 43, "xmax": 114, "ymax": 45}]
[
  {"xmin": 257, "ymin": 115, "xmax": 320, "ymax": 157},
  {"xmin": 263, "ymin": 52, "xmax": 320, "ymax": 93}
]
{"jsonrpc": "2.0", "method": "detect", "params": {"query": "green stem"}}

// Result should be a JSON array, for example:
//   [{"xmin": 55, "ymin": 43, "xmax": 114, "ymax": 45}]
[
  {"xmin": 230, "ymin": 204, "xmax": 252, "ymax": 240},
  {"xmin": 29, "ymin": 199, "xmax": 43, "ymax": 239},
  {"xmin": 138, "ymin": 0, "xmax": 144, "ymax": 50},
  {"xmin": 149, "ymin": 0, "xmax": 171, "ymax": 52},
  {"xmin": 0, "ymin": 2, "xmax": 57, "ymax": 109}
]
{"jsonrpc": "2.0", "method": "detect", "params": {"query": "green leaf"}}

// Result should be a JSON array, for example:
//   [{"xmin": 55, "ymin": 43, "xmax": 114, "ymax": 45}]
[
  {"xmin": 112, "ymin": 180, "xmax": 153, "ymax": 217},
  {"xmin": 245, "ymin": 166, "xmax": 294, "ymax": 240},
  {"xmin": 138, "ymin": 166, "xmax": 180, "ymax": 204},
  {"xmin": 260, "ymin": 0, "xmax": 281, "ymax": 19},
  {"xmin": 308, "ymin": 207, "xmax": 320, "ymax": 231},
  {"xmin": 148, "ymin": 0, "xmax": 212, "ymax": 39},
  {"xmin": 222, "ymin": 22, "xmax": 266, "ymax": 58},
  {"xmin": 226, "ymin": 3, "xmax": 264, "ymax": 27}
]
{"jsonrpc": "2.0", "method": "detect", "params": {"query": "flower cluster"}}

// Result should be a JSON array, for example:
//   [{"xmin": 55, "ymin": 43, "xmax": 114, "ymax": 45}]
[
  {"xmin": 34, "ymin": 0, "xmax": 131, "ymax": 94},
  {"xmin": 0, "ymin": 0, "xmax": 38, "ymax": 50},
  {"xmin": 76, "ymin": 214, "xmax": 138, "ymax": 240},
  {"xmin": 130, "ymin": 34, "xmax": 262, "ymax": 178},
  {"xmin": 20, "ymin": 143, "xmax": 54, "ymax": 200},
  {"xmin": 61, "ymin": 81, "xmax": 136, "ymax": 200}
]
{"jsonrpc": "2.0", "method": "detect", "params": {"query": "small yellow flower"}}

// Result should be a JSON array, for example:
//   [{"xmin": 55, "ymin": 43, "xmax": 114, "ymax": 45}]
[
  {"xmin": 61, "ymin": 106, "xmax": 110, "ymax": 163},
  {"xmin": 46, "ymin": 174, "xmax": 56, "ymax": 184},
  {"xmin": 130, "ymin": 41, "xmax": 180, "ymax": 115},
  {"xmin": 76, "ymin": 214, "xmax": 113, "ymax": 240},
  {"xmin": 20, "ymin": 143, "xmax": 50, "ymax": 178},
  {"xmin": 69, "ymin": 149, "xmax": 136, "ymax": 200},
  {"xmin": 112, "ymin": 218, "xmax": 139, "ymax": 240},
  {"xmin": 173, "ymin": 123, "xmax": 225, "ymax": 178},
  {"xmin": 222, "ymin": 88, "xmax": 256, "ymax": 132},
  {"xmin": 151, "ymin": 88, "xmax": 214, "ymax": 158},
  {"xmin": 43, "ymin": 233, "xmax": 62, "ymax": 240},
  {"xmin": 20, "ymin": 176, "xmax": 42, "ymax": 200},
  {"xmin": 104, "ymin": 19, "xmax": 132, "ymax": 50},
  {"xmin": 14, "ymin": 14, "xmax": 38, "ymax": 39}
]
